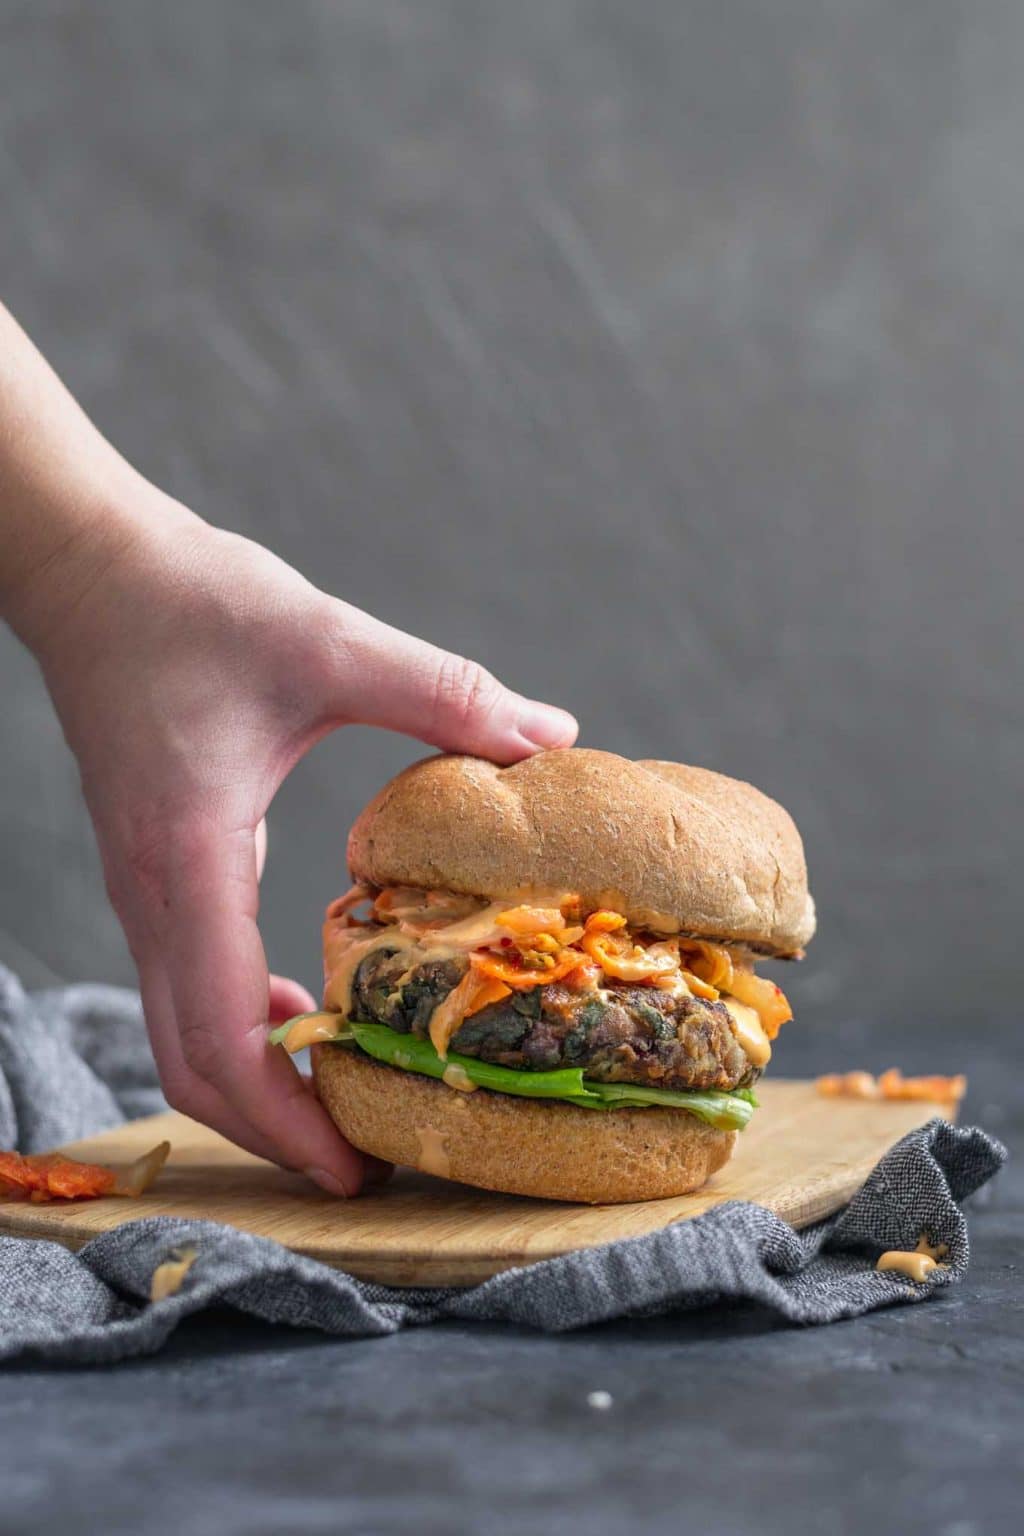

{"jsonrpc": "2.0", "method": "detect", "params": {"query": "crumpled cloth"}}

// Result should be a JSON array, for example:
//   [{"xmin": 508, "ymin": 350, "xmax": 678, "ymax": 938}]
[{"xmin": 0, "ymin": 964, "xmax": 1007, "ymax": 1364}]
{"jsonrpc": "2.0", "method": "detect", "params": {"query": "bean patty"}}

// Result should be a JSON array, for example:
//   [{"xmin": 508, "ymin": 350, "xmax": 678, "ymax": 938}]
[{"xmin": 352, "ymin": 948, "xmax": 758, "ymax": 1092}]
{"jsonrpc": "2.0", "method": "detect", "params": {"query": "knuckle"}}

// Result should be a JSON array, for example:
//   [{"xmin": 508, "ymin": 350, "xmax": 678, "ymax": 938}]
[
  {"xmin": 122, "ymin": 821, "xmax": 180, "ymax": 908},
  {"xmin": 177, "ymin": 1017, "xmax": 227, "ymax": 1088},
  {"xmin": 120, "ymin": 811, "xmax": 216, "ymax": 913},
  {"xmin": 160, "ymin": 1073, "xmax": 198, "ymax": 1119},
  {"xmin": 430, "ymin": 654, "xmax": 503, "ymax": 734}
]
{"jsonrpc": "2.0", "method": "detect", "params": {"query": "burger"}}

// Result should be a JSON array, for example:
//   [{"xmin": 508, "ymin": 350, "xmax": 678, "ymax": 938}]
[{"xmin": 272, "ymin": 749, "xmax": 815, "ymax": 1203}]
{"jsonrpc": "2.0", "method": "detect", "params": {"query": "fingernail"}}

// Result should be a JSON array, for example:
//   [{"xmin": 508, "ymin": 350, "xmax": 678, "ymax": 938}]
[
  {"xmin": 304, "ymin": 1166, "xmax": 354, "ymax": 1198},
  {"xmin": 517, "ymin": 703, "xmax": 578, "ymax": 750}
]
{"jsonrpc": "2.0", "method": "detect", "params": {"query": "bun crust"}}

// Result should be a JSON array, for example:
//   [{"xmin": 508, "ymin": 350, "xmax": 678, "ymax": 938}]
[
  {"xmin": 348, "ymin": 749, "xmax": 814, "ymax": 956},
  {"xmin": 313, "ymin": 1045, "xmax": 736, "ymax": 1204}
]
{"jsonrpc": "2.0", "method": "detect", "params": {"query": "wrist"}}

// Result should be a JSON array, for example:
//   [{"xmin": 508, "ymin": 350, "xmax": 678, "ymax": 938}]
[{"xmin": 5, "ymin": 473, "xmax": 199, "ymax": 669}]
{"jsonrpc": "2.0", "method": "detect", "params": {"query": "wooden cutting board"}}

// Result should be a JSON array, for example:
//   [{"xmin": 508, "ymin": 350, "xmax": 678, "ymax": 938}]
[{"xmin": 0, "ymin": 1081, "xmax": 953, "ymax": 1287}]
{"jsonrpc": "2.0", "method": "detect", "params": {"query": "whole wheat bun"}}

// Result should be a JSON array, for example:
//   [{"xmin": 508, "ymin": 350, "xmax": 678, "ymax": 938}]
[
  {"xmin": 313, "ymin": 1044, "xmax": 736, "ymax": 1204},
  {"xmin": 348, "ymin": 748, "xmax": 814, "ymax": 956}
]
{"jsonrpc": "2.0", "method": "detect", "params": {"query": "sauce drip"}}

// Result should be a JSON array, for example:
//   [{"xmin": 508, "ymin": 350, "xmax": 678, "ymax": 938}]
[
  {"xmin": 278, "ymin": 1012, "xmax": 341, "ymax": 1054},
  {"xmin": 721, "ymin": 997, "xmax": 772, "ymax": 1067},
  {"xmin": 416, "ymin": 1126, "xmax": 451, "ymax": 1179},
  {"xmin": 915, "ymin": 1234, "xmax": 948, "ymax": 1260},
  {"xmin": 875, "ymin": 1234, "xmax": 949, "ymax": 1282},
  {"xmin": 442, "ymin": 1063, "xmax": 478, "ymax": 1093},
  {"xmin": 149, "ymin": 1245, "xmax": 198, "ymax": 1302}
]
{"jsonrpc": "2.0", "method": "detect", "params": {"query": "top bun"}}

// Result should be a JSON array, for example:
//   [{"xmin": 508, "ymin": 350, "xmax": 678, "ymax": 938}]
[{"xmin": 347, "ymin": 749, "xmax": 815, "ymax": 957}]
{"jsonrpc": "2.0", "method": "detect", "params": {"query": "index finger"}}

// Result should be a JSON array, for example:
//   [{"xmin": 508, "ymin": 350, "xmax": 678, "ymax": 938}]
[{"xmin": 149, "ymin": 821, "xmax": 365, "ymax": 1195}]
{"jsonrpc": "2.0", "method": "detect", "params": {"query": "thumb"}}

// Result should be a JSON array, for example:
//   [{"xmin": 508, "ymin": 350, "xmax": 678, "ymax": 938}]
[{"xmin": 316, "ymin": 600, "xmax": 578, "ymax": 763}]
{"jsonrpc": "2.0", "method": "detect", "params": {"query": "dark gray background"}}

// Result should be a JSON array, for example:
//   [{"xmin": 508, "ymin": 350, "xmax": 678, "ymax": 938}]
[
  {"xmin": 1, "ymin": 9, "xmax": 1022, "ymax": 1534},
  {"xmin": 3, "ymin": 0, "xmax": 1023, "ymax": 1052}
]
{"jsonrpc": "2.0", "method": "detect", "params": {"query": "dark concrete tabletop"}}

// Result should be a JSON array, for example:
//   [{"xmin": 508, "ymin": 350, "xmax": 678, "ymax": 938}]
[{"xmin": 1, "ymin": 1018, "xmax": 1018, "ymax": 1536}]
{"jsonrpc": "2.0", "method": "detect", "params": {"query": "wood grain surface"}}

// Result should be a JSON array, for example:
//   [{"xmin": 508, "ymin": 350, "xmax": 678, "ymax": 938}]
[{"xmin": 0, "ymin": 1081, "xmax": 953, "ymax": 1286}]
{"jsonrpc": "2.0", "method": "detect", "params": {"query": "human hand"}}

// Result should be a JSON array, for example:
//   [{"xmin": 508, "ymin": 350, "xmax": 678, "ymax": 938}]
[{"xmin": 24, "ymin": 492, "xmax": 577, "ymax": 1194}]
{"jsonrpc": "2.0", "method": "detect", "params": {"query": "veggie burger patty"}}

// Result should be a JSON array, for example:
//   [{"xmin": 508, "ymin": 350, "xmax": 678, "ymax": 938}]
[{"xmin": 353, "ymin": 948, "xmax": 759, "ymax": 1093}]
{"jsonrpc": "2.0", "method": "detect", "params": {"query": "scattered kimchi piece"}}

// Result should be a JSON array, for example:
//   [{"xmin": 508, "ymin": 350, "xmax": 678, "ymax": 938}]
[
  {"xmin": 0, "ymin": 1151, "xmax": 115, "ymax": 1202},
  {"xmin": 0, "ymin": 1141, "xmax": 171, "ymax": 1204},
  {"xmin": 113, "ymin": 1140, "xmax": 172, "ymax": 1196},
  {"xmin": 815, "ymin": 1070, "xmax": 966, "ymax": 1105}
]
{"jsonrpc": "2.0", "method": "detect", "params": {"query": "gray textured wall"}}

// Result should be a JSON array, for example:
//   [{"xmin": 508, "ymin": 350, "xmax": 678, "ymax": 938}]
[{"xmin": 2, "ymin": 2, "xmax": 1022, "ymax": 1056}]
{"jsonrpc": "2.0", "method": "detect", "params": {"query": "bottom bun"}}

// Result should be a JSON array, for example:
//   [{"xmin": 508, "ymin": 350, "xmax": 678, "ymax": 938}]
[{"xmin": 312, "ymin": 1044, "xmax": 737, "ymax": 1204}]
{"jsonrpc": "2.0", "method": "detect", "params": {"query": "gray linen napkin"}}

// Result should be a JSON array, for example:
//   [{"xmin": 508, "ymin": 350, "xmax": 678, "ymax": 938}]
[{"xmin": 0, "ymin": 963, "xmax": 1006, "ymax": 1364}]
